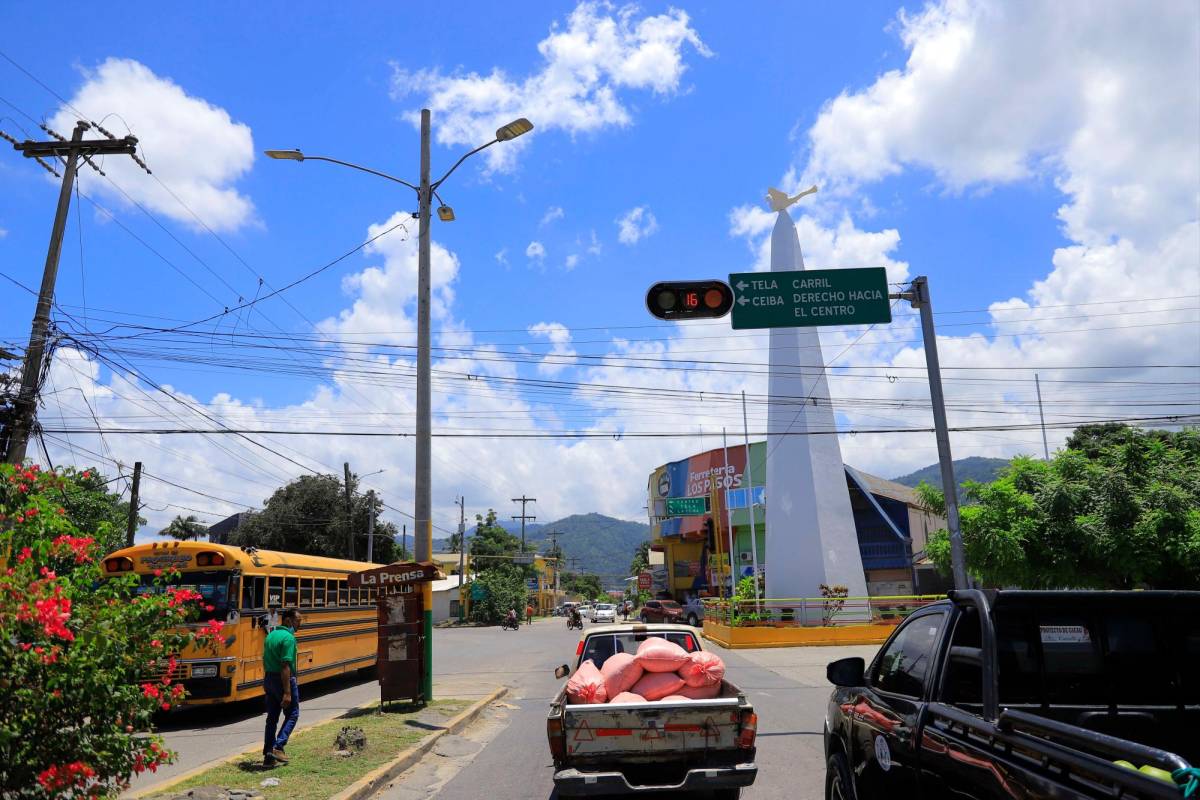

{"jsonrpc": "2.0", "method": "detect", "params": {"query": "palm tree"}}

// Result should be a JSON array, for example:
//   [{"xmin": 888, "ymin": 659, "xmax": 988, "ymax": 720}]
[{"xmin": 159, "ymin": 514, "xmax": 209, "ymax": 541}]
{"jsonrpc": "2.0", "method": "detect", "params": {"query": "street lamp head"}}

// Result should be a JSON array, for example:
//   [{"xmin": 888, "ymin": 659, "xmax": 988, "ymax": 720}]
[
  {"xmin": 495, "ymin": 118, "xmax": 534, "ymax": 142},
  {"xmin": 264, "ymin": 149, "xmax": 305, "ymax": 161},
  {"xmin": 437, "ymin": 205, "xmax": 456, "ymax": 222}
]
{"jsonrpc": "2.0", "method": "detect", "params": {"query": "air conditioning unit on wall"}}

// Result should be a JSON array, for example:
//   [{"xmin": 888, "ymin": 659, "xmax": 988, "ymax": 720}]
[{"xmin": 739, "ymin": 552, "xmax": 752, "ymax": 563}]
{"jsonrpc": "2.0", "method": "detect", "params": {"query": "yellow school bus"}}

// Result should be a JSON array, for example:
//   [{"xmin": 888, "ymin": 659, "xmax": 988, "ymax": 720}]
[{"xmin": 102, "ymin": 540, "xmax": 380, "ymax": 706}]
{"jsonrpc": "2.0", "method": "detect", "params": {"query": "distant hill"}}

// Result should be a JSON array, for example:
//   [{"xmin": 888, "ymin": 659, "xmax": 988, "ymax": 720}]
[
  {"xmin": 892, "ymin": 457, "xmax": 1010, "ymax": 502},
  {"xmin": 529, "ymin": 513, "xmax": 650, "ymax": 588},
  {"xmin": 433, "ymin": 513, "xmax": 650, "ymax": 589}
]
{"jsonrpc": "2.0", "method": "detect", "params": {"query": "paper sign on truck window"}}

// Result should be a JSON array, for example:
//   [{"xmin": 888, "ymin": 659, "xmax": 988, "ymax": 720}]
[{"xmin": 1039, "ymin": 625, "xmax": 1091, "ymax": 644}]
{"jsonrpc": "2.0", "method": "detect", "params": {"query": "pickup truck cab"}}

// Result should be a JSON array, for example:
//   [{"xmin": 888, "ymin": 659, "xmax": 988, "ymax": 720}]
[
  {"xmin": 548, "ymin": 623, "xmax": 758, "ymax": 797},
  {"xmin": 824, "ymin": 589, "xmax": 1198, "ymax": 800}
]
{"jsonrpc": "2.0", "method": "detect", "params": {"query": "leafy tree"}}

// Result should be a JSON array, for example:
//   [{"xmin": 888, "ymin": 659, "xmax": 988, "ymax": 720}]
[
  {"xmin": 227, "ymin": 473, "xmax": 399, "ymax": 562},
  {"xmin": 0, "ymin": 462, "xmax": 220, "ymax": 796},
  {"xmin": 923, "ymin": 426, "xmax": 1200, "ymax": 588},
  {"xmin": 629, "ymin": 540, "xmax": 651, "ymax": 576},
  {"xmin": 563, "ymin": 572, "xmax": 605, "ymax": 600},
  {"xmin": 467, "ymin": 565, "xmax": 528, "ymax": 624},
  {"xmin": 158, "ymin": 514, "xmax": 209, "ymax": 541},
  {"xmin": 48, "ymin": 467, "xmax": 143, "ymax": 557},
  {"xmin": 469, "ymin": 510, "xmax": 528, "ymax": 572}
]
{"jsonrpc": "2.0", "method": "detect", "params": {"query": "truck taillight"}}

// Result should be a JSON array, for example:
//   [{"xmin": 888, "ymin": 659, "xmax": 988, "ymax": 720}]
[
  {"xmin": 547, "ymin": 717, "xmax": 565, "ymax": 760},
  {"xmin": 737, "ymin": 711, "xmax": 757, "ymax": 749}
]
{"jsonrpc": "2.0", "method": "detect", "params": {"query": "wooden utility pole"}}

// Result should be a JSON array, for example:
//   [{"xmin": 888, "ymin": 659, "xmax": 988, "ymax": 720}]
[
  {"xmin": 511, "ymin": 495, "xmax": 536, "ymax": 551},
  {"xmin": 366, "ymin": 489, "xmax": 377, "ymax": 563},
  {"xmin": 125, "ymin": 461, "xmax": 142, "ymax": 547},
  {"xmin": 343, "ymin": 462, "xmax": 355, "ymax": 561},
  {"xmin": 456, "ymin": 496, "xmax": 466, "ymax": 622},
  {"xmin": 2, "ymin": 121, "xmax": 144, "ymax": 463}
]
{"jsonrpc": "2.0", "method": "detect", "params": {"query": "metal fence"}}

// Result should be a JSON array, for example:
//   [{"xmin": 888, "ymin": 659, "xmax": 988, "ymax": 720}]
[{"xmin": 702, "ymin": 594, "xmax": 946, "ymax": 628}]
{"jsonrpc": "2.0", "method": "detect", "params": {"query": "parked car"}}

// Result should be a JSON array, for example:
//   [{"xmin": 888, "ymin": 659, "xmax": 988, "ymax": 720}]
[
  {"xmin": 824, "ymin": 589, "xmax": 1198, "ymax": 800},
  {"xmin": 591, "ymin": 603, "xmax": 617, "ymax": 624},
  {"xmin": 681, "ymin": 597, "xmax": 705, "ymax": 627},
  {"xmin": 548, "ymin": 623, "xmax": 757, "ymax": 797},
  {"xmin": 638, "ymin": 599, "xmax": 684, "ymax": 624}
]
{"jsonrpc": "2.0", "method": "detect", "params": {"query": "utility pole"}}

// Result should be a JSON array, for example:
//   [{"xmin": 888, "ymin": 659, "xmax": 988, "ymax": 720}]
[
  {"xmin": 1035, "ymin": 373, "xmax": 1050, "ymax": 460},
  {"xmin": 546, "ymin": 531, "xmax": 562, "ymax": 606},
  {"xmin": 415, "ymin": 109, "xmax": 435, "ymax": 706},
  {"xmin": 3, "ymin": 122, "xmax": 141, "ymax": 463},
  {"xmin": 343, "ymin": 462, "xmax": 355, "ymax": 561},
  {"xmin": 893, "ymin": 277, "xmax": 969, "ymax": 589},
  {"xmin": 456, "ymin": 496, "xmax": 466, "ymax": 622},
  {"xmin": 741, "ymin": 392, "xmax": 761, "ymax": 610},
  {"xmin": 511, "ymin": 495, "xmax": 536, "ymax": 551},
  {"xmin": 401, "ymin": 524, "xmax": 407, "ymax": 560},
  {"xmin": 125, "ymin": 461, "xmax": 142, "ymax": 548},
  {"xmin": 366, "ymin": 490, "xmax": 376, "ymax": 563}
]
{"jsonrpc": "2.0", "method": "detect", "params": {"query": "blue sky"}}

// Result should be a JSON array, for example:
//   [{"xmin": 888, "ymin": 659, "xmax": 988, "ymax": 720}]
[{"xmin": 1, "ymin": 1, "xmax": 1196, "ymax": 534}]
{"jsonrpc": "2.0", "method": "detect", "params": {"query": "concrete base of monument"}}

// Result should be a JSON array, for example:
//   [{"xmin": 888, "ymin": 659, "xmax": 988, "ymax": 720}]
[{"xmin": 701, "ymin": 619, "xmax": 900, "ymax": 649}]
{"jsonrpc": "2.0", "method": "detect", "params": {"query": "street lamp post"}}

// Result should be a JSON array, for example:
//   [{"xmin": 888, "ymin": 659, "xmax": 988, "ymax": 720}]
[{"xmin": 266, "ymin": 112, "xmax": 532, "ymax": 701}]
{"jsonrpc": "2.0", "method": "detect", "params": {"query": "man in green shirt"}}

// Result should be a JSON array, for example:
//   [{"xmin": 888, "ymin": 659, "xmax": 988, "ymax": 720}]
[{"xmin": 262, "ymin": 608, "xmax": 302, "ymax": 766}]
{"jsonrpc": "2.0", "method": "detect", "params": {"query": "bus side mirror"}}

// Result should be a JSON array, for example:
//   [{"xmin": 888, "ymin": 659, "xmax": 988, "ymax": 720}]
[
  {"xmin": 827, "ymin": 657, "xmax": 865, "ymax": 687},
  {"xmin": 554, "ymin": 664, "xmax": 570, "ymax": 680}
]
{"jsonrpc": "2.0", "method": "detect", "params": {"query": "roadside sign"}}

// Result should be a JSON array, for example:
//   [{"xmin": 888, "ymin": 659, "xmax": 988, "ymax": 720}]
[
  {"xmin": 513, "ymin": 553, "xmax": 534, "ymax": 565},
  {"xmin": 728, "ymin": 267, "xmax": 891, "ymax": 330},
  {"xmin": 638, "ymin": 572, "xmax": 652, "ymax": 590},
  {"xmin": 526, "ymin": 578, "xmax": 539, "ymax": 591},
  {"xmin": 470, "ymin": 583, "xmax": 487, "ymax": 601},
  {"xmin": 665, "ymin": 496, "xmax": 708, "ymax": 516}
]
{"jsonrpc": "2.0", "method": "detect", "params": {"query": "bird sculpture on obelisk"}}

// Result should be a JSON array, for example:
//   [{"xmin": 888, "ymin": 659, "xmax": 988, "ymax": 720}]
[{"xmin": 762, "ymin": 185, "xmax": 869, "ymax": 607}]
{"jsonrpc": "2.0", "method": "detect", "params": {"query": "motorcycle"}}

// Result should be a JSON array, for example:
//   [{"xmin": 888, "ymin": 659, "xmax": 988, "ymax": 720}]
[
  {"xmin": 502, "ymin": 616, "xmax": 520, "ymax": 630},
  {"xmin": 566, "ymin": 613, "xmax": 583, "ymax": 630}
]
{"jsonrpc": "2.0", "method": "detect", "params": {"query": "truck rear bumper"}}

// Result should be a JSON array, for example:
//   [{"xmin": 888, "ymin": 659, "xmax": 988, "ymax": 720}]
[{"xmin": 553, "ymin": 762, "xmax": 757, "ymax": 796}]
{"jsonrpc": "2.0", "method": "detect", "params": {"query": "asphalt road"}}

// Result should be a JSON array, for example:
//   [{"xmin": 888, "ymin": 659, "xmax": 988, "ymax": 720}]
[{"xmin": 129, "ymin": 619, "xmax": 878, "ymax": 800}]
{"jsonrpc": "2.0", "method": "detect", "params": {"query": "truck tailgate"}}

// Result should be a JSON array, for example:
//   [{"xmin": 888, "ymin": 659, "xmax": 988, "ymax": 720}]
[{"xmin": 563, "ymin": 696, "xmax": 742, "ymax": 759}]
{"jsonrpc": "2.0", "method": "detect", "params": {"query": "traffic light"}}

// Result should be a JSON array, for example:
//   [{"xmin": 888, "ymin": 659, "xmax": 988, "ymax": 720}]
[
  {"xmin": 704, "ymin": 517, "xmax": 716, "ymax": 551},
  {"xmin": 645, "ymin": 280, "xmax": 734, "ymax": 320}
]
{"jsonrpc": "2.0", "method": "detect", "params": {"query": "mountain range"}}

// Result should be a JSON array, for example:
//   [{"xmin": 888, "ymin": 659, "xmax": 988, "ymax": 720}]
[{"xmin": 891, "ymin": 456, "xmax": 1010, "ymax": 502}]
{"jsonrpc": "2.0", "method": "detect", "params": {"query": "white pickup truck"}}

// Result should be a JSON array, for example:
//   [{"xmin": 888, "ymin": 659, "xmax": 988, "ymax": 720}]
[{"xmin": 546, "ymin": 623, "xmax": 758, "ymax": 797}]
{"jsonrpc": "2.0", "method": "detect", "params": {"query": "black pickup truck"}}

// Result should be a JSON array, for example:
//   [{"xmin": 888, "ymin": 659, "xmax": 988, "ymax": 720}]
[{"xmin": 824, "ymin": 590, "xmax": 1198, "ymax": 799}]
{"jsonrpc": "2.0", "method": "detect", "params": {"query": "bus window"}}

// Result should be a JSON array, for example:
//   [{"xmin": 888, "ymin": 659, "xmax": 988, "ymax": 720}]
[
  {"xmin": 338, "ymin": 581, "xmax": 349, "ymax": 606},
  {"xmin": 135, "ymin": 571, "xmax": 231, "ymax": 622},
  {"xmin": 284, "ymin": 577, "xmax": 298, "ymax": 608},
  {"xmin": 313, "ymin": 579, "xmax": 326, "ymax": 607},
  {"xmin": 324, "ymin": 579, "xmax": 337, "ymax": 607},
  {"xmin": 242, "ymin": 576, "xmax": 266, "ymax": 609},
  {"xmin": 299, "ymin": 578, "xmax": 313, "ymax": 607},
  {"xmin": 268, "ymin": 576, "xmax": 283, "ymax": 607}
]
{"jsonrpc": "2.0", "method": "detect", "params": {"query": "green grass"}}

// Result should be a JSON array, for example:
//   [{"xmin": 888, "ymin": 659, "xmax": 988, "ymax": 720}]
[{"xmin": 163, "ymin": 699, "xmax": 471, "ymax": 800}]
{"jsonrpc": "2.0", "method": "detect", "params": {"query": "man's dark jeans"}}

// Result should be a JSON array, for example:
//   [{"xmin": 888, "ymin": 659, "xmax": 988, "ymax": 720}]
[{"xmin": 263, "ymin": 671, "xmax": 300, "ymax": 755}]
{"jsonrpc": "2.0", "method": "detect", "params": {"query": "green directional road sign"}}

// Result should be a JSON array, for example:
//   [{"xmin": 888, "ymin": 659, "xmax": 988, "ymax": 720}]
[
  {"xmin": 665, "ymin": 496, "xmax": 708, "ymax": 516},
  {"xmin": 728, "ymin": 267, "xmax": 891, "ymax": 330}
]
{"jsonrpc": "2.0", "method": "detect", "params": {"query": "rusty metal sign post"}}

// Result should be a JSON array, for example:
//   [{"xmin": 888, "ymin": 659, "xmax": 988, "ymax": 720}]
[{"xmin": 349, "ymin": 562, "xmax": 441, "ymax": 705}]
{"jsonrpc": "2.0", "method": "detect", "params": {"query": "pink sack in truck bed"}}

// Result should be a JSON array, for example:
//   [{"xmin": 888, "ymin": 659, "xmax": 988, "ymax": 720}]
[
  {"xmin": 567, "ymin": 659, "xmax": 608, "ymax": 704},
  {"xmin": 608, "ymin": 691, "xmax": 646, "ymax": 704},
  {"xmin": 673, "ymin": 682, "xmax": 721, "ymax": 700},
  {"xmin": 635, "ymin": 636, "xmax": 690, "ymax": 673},
  {"xmin": 599, "ymin": 652, "xmax": 644, "ymax": 697},
  {"xmin": 631, "ymin": 671, "xmax": 686, "ymax": 701},
  {"xmin": 679, "ymin": 650, "xmax": 725, "ymax": 688}
]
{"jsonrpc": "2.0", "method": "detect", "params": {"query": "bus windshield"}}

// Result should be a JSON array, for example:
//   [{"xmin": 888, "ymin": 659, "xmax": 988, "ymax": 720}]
[{"xmin": 136, "ymin": 571, "xmax": 232, "ymax": 622}]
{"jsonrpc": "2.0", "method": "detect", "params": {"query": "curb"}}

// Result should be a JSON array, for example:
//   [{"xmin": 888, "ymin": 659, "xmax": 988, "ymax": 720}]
[
  {"xmin": 127, "ymin": 687, "xmax": 507, "ymax": 799},
  {"xmin": 329, "ymin": 686, "xmax": 508, "ymax": 800}
]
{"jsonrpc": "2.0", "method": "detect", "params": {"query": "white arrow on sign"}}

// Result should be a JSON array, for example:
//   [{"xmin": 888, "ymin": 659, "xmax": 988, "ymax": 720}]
[
  {"xmin": 737, "ymin": 296, "xmax": 749, "ymax": 306},
  {"xmin": 736, "ymin": 281, "xmax": 748, "ymax": 291}
]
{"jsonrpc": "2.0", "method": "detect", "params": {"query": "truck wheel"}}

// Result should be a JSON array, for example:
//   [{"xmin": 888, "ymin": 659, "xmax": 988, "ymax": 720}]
[
  {"xmin": 825, "ymin": 751, "xmax": 856, "ymax": 800},
  {"xmin": 687, "ymin": 613, "xmax": 699, "ymax": 627}
]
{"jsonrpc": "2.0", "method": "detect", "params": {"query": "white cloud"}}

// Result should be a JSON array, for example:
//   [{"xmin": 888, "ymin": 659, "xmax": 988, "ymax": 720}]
[
  {"xmin": 540, "ymin": 206, "xmax": 565, "ymax": 226},
  {"xmin": 50, "ymin": 58, "xmax": 256, "ymax": 232},
  {"xmin": 494, "ymin": 247, "xmax": 509, "ymax": 266},
  {"xmin": 616, "ymin": 205, "xmax": 658, "ymax": 244},
  {"xmin": 390, "ymin": 2, "xmax": 710, "ymax": 172},
  {"xmin": 526, "ymin": 240, "xmax": 546, "ymax": 262},
  {"xmin": 586, "ymin": 229, "xmax": 602, "ymax": 256},
  {"xmin": 564, "ymin": 254, "xmax": 579, "ymax": 270},
  {"xmin": 528, "ymin": 321, "xmax": 578, "ymax": 375}
]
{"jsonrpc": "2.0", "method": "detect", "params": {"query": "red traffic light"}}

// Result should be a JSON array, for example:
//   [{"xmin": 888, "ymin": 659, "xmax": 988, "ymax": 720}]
[{"xmin": 646, "ymin": 280, "xmax": 733, "ymax": 320}]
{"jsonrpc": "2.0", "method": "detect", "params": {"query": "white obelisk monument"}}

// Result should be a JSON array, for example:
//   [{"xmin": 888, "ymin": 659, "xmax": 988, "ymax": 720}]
[{"xmin": 763, "ymin": 188, "xmax": 869, "ymax": 605}]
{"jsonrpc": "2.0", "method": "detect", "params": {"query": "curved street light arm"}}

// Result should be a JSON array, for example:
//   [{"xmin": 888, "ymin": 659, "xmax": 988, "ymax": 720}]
[
  {"xmin": 432, "ymin": 139, "xmax": 498, "ymax": 190},
  {"xmin": 301, "ymin": 155, "xmax": 420, "ymax": 193}
]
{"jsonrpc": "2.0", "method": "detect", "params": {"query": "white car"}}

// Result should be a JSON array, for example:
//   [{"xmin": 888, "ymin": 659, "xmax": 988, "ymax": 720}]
[{"xmin": 591, "ymin": 603, "xmax": 618, "ymax": 624}]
